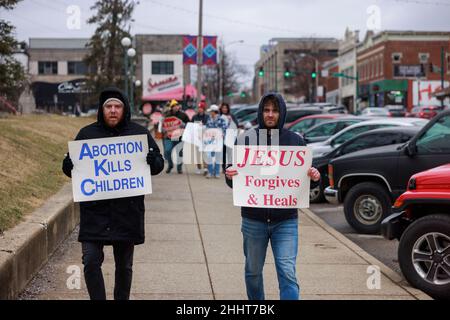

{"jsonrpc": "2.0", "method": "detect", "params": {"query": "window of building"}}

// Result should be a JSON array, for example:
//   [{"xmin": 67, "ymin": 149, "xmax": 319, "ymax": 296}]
[
  {"xmin": 392, "ymin": 53, "xmax": 402, "ymax": 63},
  {"xmin": 152, "ymin": 61, "xmax": 174, "ymax": 75},
  {"xmin": 68, "ymin": 61, "xmax": 87, "ymax": 75},
  {"xmin": 447, "ymin": 53, "xmax": 450, "ymax": 73},
  {"xmin": 38, "ymin": 61, "xmax": 57, "ymax": 75},
  {"xmin": 418, "ymin": 53, "xmax": 429, "ymax": 64},
  {"xmin": 379, "ymin": 55, "xmax": 384, "ymax": 76}
]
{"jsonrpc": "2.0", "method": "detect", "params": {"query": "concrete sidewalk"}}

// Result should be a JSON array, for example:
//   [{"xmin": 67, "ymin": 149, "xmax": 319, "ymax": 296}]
[{"xmin": 22, "ymin": 164, "xmax": 430, "ymax": 300}]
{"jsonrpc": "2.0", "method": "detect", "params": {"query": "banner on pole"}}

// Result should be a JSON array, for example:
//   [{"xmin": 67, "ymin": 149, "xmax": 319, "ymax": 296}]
[
  {"xmin": 183, "ymin": 35, "xmax": 198, "ymax": 65},
  {"xmin": 202, "ymin": 36, "xmax": 217, "ymax": 65}
]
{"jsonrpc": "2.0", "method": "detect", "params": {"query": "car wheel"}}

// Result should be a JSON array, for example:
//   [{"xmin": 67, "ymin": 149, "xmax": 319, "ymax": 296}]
[
  {"xmin": 344, "ymin": 182, "xmax": 392, "ymax": 234},
  {"xmin": 310, "ymin": 179, "xmax": 326, "ymax": 203},
  {"xmin": 398, "ymin": 214, "xmax": 450, "ymax": 300}
]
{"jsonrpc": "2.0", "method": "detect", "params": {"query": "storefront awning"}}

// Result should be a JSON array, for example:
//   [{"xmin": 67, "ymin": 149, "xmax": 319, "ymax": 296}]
[
  {"xmin": 142, "ymin": 84, "xmax": 205, "ymax": 102},
  {"xmin": 370, "ymin": 80, "xmax": 408, "ymax": 93}
]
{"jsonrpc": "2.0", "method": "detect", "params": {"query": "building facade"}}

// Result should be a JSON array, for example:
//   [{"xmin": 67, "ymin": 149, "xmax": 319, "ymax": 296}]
[
  {"xmin": 338, "ymin": 29, "xmax": 359, "ymax": 113},
  {"xmin": 28, "ymin": 38, "xmax": 90, "ymax": 112},
  {"xmin": 356, "ymin": 31, "xmax": 450, "ymax": 111},
  {"xmin": 254, "ymin": 38, "xmax": 339, "ymax": 102},
  {"xmin": 134, "ymin": 34, "xmax": 192, "ymax": 106}
]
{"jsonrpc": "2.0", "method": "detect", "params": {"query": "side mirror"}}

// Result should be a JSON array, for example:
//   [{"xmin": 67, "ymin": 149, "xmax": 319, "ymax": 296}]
[{"xmin": 405, "ymin": 142, "xmax": 416, "ymax": 156}]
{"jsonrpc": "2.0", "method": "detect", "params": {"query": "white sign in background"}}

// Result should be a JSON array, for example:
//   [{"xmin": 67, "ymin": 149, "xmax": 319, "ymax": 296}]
[
  {"xmin": 68, "ymin": 135, "xmax": 152, "ymax": 202},
  {"xmin": 232, "ymin": 145, "xmax": 312, "ymax": 209}
]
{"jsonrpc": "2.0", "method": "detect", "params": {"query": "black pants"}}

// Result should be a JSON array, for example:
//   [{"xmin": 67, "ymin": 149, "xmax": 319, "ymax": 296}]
[{"xmin": 81, "ymin": 241, "xmax": 134, "ymax": 300}]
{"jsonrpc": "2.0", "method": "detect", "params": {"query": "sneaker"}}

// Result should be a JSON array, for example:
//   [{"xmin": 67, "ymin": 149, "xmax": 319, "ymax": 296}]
[
  {"xmin": 203, "ymin": 168, "xmax": 208, "ymax": 176},
  {"xmin": 177, "ymin": 170, "xmax": 183, "ymax": 174},
  {"xmin": 214, "ymin": 174, "xmax": 220, "ymax": 179},
  {"xmin": 205, "ymin": 173, "xmax": 212, "ymax": 179},
  {"xmin": 166, "ymin": 167, "xmax": 172, "ymax": 174}
]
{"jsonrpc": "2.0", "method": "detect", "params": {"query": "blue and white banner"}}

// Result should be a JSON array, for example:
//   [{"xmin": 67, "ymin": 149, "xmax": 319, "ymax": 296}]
[{"xmin": 68, "ymin": 135, "xmax": 152, "ymax": 202}]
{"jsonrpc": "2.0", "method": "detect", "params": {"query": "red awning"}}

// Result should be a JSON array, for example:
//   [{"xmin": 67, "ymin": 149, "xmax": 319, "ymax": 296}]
[{"xmin": 142, "ymin": 84, "xmax": 205, "ymax": 101}]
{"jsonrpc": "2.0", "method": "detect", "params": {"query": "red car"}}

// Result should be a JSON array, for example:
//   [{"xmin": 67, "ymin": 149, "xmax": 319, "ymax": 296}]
[
  {"xmin": 285, "ymin": 114, "xmax": 350, "ymax": 134},
  {"xmin": 381, "ymin": 163, "xmax": 450, "ymax": 300},
  {"xmin": 406, "ymin": 105, "xmax": 445, "ymax": 119}
]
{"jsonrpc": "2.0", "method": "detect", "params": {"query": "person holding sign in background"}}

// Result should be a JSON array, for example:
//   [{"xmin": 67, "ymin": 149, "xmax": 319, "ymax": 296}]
[
  {"xmin": 225, "ymin": 93, "xmax": 320, "ymax": 300},
  {"xmin": 205, "ymin": 104, "xmax": 228, "ymax": 179},
  {"xmin": 192, "ymin": 101, "xmax": 209, "ymax": 175},
  {"xmin": 161, "ymin": 99, "xmax": 190, "ymax": 174},
  {"xmin": 62, "ymin": 87, "xmax": 164, "ymax": 300}
]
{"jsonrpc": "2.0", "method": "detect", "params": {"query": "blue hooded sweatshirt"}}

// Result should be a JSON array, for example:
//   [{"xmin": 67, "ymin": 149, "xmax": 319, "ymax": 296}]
[{"xmin": 226, "ymin": 92, "xmax": 317, "ymax": 222}]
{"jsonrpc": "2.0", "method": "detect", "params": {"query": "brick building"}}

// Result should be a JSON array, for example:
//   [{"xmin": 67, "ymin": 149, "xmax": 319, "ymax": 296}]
[{"xmin": 356, "ymin": 31, "xmax": 450, "ymax": 111}]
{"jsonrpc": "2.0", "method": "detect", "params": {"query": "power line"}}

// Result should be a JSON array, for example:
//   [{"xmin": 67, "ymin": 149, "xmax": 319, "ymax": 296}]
[
  {"xmin": 144, "ymin": 0, "xmax": 316, "ymax": 36},
  {"xmin": 391, "ymin": 0, "xmax": 450, "ymax": 6}
]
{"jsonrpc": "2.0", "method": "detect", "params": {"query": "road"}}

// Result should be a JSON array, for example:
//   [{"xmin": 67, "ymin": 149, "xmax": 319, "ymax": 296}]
[{"xmin": 310, "ymin": 202, "xmax": 402, "ymax": 276}]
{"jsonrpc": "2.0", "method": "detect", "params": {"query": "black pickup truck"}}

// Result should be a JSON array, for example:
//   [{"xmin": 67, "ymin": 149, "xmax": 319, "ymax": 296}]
[{"xmin": 324, "ymin": 109, "xmax": 450, "ymax": 234}]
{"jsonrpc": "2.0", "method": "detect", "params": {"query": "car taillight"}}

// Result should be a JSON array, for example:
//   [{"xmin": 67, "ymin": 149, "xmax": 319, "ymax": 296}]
[{"xmin": 328, "ymin": 164, "xmax": 334, "ymax": 188}]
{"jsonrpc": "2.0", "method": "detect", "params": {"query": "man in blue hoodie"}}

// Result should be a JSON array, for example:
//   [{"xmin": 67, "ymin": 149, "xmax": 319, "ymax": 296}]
[{"xmin": 225, "ymin": 93, "xmax": 320, "ymax": 300}]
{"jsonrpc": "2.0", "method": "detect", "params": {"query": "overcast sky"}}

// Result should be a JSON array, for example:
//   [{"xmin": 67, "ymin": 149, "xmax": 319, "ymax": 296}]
[{"xmin": 2, "ymin": 0, "xmax": 450, "ymax": 87}]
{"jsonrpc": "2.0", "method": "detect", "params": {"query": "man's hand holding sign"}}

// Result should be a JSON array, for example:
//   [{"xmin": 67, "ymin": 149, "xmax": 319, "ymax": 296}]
[{"xmin": 226, "ymin": 147, "xmax": 319, "ymax": 208}]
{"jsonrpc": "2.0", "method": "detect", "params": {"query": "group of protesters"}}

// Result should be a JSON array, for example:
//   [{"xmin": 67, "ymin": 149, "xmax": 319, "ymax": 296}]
[{"xmin": 158, "ymin": 98, "xmax": 238, "ymax": 179}]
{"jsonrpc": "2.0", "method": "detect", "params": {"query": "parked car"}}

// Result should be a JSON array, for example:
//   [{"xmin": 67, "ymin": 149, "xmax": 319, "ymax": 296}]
[
  {"xmin": 238, "ymin": 111, "xmax": 258, "ymax": 129},
  {"xmin": 308, "ymin": 118, "xmax": 428, "ymax": 157},
  {"xmin": 360, "ymin": 107, "xmax": 391, "ymax": 117},
  {"xmin": 406, "ymin": 105, "xmax": 445, "ymax": 119},
  {"xmin": 381, "ymin": 163, "xmax": 450, "ymax": 300},
  {"xmin": 286, "ymin": 114, "xmax": 349, "ymax": 133},
  {"xmin": 233, "ymin": 104, "xmax": 258, "ymax": 122},
  {"xmin": 384, "ymin": 104, "xmax": 407, "ymax": 117},
  {"xmin": 302, "ymin": 117, "xmax": 362, "ymax": 143},
  {"xmin": 324, "ymin": 110, "xmax": 450, "ymax": 234},
  {"xmin": 302, "ymin": 103, "xmax": 348, "ymax": 114},
  {"xmin": 284, "ymin": 106, "xmax": 326, "ymax": 127},
  {"xmin": 310, "ymin": 127, "xmax": 421, "ymax": 203}
]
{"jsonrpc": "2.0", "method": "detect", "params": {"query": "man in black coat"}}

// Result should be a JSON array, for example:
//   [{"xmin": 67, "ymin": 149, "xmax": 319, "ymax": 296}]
[
  {"xmin": 62, "ymin": 87, "xmax": 164, "ymax": 300},
  {"xmin": 225, "ymin": 93, "xmax": 320, "ymax": 300}
]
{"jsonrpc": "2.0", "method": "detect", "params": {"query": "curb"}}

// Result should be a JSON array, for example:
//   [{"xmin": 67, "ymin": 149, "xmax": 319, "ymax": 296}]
[
  {"xmin": 0, "ymin": 183, "xmax": 78, "ymax": 299},
  {"xmin": 300, "ymin": 208, "xmax": 432, "ymax": 300}
]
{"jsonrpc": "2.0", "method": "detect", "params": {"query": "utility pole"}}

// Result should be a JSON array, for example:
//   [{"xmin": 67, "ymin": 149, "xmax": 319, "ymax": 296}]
[{"xmin": 196, "ymin": 0, "xmax": 203, "ymax": 105}]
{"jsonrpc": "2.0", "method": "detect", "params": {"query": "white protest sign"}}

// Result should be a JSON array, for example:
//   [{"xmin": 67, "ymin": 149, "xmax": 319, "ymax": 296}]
[
  {"xmin": 202, "ymin": 128, "xmax": 223, "ymax": 152},
  {"xmin": 224, "ymin": 121, "xmax": 238, "ymax": 148},
  {"xmin": 182, "ymin": 122, "xmax": 203, "ymax": 147},
  {"xmin": 232, "ymin": 145, "xmax": 312, "ymax": 209},
  {"xmin": 68, "ymin": 135, "xmax": 152, "ymax": 202}
]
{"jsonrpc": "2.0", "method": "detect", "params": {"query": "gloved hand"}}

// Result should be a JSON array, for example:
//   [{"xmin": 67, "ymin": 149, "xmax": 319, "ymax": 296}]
[
  {"xmin": 146, "ymin": 149, "xmax": 157, "ymax": 165},
  {"xmin": 63, "ymin": 153, "xmax": 74, "ymax": 171}
]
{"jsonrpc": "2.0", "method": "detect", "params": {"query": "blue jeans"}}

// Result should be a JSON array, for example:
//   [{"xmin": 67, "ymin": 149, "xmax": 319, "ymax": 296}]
[
  {"xmin": 241, "ymin": 217, "xmax": 299, "ymax": 300},
  {"xmin": 206, "ymin": 151, "xmax": 221, "ymax": 176},
  {"xmin": 163, "ymin": 138, "xmax": 183, "ymax": 171}
]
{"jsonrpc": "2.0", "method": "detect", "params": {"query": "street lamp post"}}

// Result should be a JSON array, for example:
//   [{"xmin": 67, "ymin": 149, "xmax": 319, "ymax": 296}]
[
  {"xmin": 127, "ymin": 47, "xmax": 136, "ymax": 115},
  {"xmin": 219, "ymin": 40, "xmax": 244, "ymax": 101},
  {"xmin": 121, "ymin": 37, "xmax": 132, "ymax": 99}
]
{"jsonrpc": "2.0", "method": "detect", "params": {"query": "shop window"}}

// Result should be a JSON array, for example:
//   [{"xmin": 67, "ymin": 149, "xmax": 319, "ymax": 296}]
[
  {"xmin": 152, "ymin": 61, "xmax": 174, "ymax": 75},
  {"xmin": 38, "ymin": 61, "xmax": 57, "ymax": 75},
  {"xmin": 68, "ymin": 61, "xmax": 87, "ymax": 75}
]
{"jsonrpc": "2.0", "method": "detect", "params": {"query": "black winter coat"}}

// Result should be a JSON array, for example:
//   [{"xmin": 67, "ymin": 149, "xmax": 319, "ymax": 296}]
[
  {"xmin": 225, "ymin": 92, "xmax": 319, "ymax": 223},
  {"xmin": 62, "ymin": 87, "xmax": 164, "ymax": 245}
]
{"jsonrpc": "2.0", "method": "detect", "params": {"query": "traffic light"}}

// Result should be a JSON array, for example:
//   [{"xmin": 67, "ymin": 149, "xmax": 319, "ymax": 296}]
[
  {"xmin": 258, "ymin": 67, "xmax": 264, "ymax": 77},
  {"xmin": 311, "ymin": 71, "xmax": 317, "ymax": 79},
  {"xmin": 240, "ymin": 91, "xmax": 246, "ymax": 98},
  {"xmin": 284, "ymin": 69, "xmax": 291, "ymax": 78}
]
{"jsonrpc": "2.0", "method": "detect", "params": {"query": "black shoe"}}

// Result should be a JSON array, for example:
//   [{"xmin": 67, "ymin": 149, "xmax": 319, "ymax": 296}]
[
  {"xmin": 166, "ymin": 167, "xmax": 172, "ymax": 174},
  {"xmin": 177, "ymin": 170, "xmax": 183, "ymax": 174}
]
